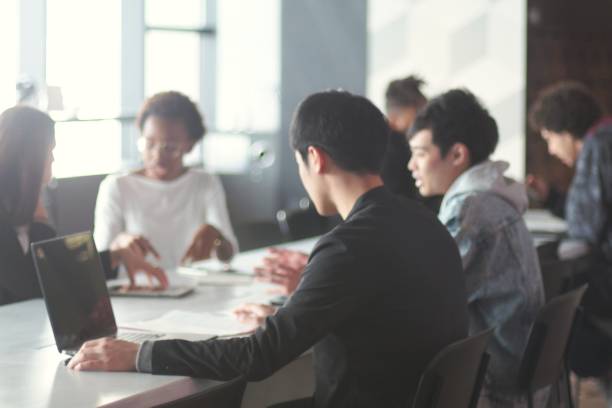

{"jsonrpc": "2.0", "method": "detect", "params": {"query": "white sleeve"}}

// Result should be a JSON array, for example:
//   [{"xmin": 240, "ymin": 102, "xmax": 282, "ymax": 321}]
[
  {"xmin": 93, "ymin": 176, "xmax": 125, "ymax": 251},
  {"xmin": 203, "ymin": 174, "xmax": 239, "ymax": 253}
]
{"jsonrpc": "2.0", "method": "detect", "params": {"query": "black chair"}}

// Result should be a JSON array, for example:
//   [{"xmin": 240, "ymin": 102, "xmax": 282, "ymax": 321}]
[
  {"xmin": 234, "ymin": 220, "xmax": 284, "ymax": 251},
  {"xmin": 516, "ymin": 285, "xmax": 588, "ymax": 408},
  {"xmin": 153, "ymin": 377, "xmax": 247, "ymax": 408},
  {"xmin": 276, "ymin": 199, "xmax": 332, "ymax": 242},
  {"xmin": 411, "ymin": 328, "xmax": 494, "ymax": 408}
]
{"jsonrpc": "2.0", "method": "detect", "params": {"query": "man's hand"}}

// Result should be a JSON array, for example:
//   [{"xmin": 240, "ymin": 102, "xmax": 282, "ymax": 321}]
[
  {"xmin": 233, "ymin": 303, "xmax": 276, "ymax": 327},
  {"xmin": 67, "ymin": 337, "xmax": 139, "ymax": 372},
  {"xmin": 110, "ymin": 233, "xmax": 168, "ymax": 289},
  {"xmin": 526, "ymin": 174, "xmax": 550, "ymax": 203},
  {"xmin": 182, "ymin": 224, "xmax": 233, "ymax": 264},
  {"xmin": 254, "ymin": 248, "xmax": 308, "ymax": 295}
]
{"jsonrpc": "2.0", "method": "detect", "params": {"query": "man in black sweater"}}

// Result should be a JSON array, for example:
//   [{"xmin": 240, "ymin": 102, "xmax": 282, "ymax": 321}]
[{"xmin": 68, "ymin": 91, "xmax": 469, "ymax": 408}]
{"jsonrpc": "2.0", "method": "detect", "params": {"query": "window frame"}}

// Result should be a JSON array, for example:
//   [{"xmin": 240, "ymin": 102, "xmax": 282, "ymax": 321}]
[{"xmin": 18, "ymin": 0, "xmax": 217, "ymax": 178}]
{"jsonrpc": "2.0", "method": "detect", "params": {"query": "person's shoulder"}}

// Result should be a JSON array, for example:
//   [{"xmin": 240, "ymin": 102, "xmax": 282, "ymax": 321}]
[
  {"xmin": 100, "ymin": 171, "xmax": 133, "ymax": 187},
  {"xmin": 30, "ymin": 222, "xmax": 57, "ymax": 241},
  {"xmin": 187, "ymin": 168, "xmax": 221, "ymax": 185}
]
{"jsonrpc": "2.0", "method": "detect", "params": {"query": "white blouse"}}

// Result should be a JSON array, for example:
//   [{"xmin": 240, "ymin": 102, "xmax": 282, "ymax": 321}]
[{"xmin": 93, "ymin": 169, "xmax": 238, "ymax": 271}]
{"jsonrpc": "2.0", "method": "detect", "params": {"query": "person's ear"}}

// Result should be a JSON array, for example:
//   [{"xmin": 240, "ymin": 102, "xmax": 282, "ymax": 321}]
[
  {"xmin": 450, "ymin": 143, "xmax": 470, "ymax": 167},
  {"xmin": 307, "ymin": 146, "xmax": 327, "ymax": 174}
]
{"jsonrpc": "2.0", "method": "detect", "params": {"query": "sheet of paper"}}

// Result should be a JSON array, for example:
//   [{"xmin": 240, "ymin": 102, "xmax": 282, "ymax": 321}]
[
  {"xmin": 524, "ymin": 209, "xmax": 568, "ymax": 234},
  {"xmin": 121, "ymin": 309, "xmax": 258, "ymax": 337},
  {"xmin": 176, "ymin": 265, "xmax": 254, "ymax": 285}
]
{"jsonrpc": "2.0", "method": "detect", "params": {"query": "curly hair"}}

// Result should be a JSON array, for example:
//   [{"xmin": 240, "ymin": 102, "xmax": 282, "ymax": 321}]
[
  {"xmin": 385, "ymin": 75, "xmax": 427, "ymax": 110},
  {"xmin": 409, "ymin": 89, "xmax": 498, "ymax": 166},
  {"xmin": 137, "ymin": 91, "xmax": 206, "ymax": 142},
  {"xmin": 529, "ymin": 81, "xmax": 603, "ymax": 139}
]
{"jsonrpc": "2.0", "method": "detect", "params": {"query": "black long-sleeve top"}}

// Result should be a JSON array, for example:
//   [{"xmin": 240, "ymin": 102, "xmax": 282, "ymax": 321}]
[
  {"xmin": 0, "ymin": 218, "xmax": 117, "ymax": 306},
  {"xmin": 138, "ymin": 187, "xmax": 469, "ymax": 407}
]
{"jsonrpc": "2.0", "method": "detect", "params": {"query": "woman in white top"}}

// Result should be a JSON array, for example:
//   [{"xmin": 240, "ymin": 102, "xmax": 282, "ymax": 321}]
[{"xmin": 94, "ymin": 91, "xmax": 238, "ymax": 272}]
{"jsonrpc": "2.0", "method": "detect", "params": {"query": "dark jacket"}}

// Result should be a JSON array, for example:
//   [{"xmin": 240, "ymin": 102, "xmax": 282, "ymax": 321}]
[
  {"xmin": 142, "ymin": 187, "xmax": 469, "ymax": 408},
  {"xmin": 0, "ymin": 218, "xmax": 116, "ymax": 306}
]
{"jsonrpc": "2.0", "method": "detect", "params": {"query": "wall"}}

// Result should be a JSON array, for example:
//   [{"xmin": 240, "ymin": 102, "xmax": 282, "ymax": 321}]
[
  {"xmin": 367, "ymin": 0, "xmax": 527, "ymax": 179},
  {"xmin": 279, "ymin": 0, "xmax": 368, "ymax": 208}
]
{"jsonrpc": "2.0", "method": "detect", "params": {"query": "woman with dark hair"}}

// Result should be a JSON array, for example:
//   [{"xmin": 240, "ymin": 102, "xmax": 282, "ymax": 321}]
[
  {"xmin": 94, "ymin": 91, "xmax": 237, "ymax": 274},
  {"xmin": 0, "ymin": 106, "xmax": 166, "ymax": 306}
]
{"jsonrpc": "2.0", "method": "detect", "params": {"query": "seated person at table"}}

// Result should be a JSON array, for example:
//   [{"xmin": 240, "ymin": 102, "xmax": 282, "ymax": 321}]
[
  {"xmin": 68, "ymin": 90, "xmax": 469, "ymax": 408},
  {"xmin": 94, "ymin": 91, "xmax": 238, "ymax": 271},
  {"xmin": 0, "ymin": 106, "xmax": 167, "ymax": 306},
  {"xmin": 408, "ymin": 89, "xmax": 545, "ymax": 407},
  {"xmin": 529, "ymin": 81, "xmax": 612, "ymax": 382},
  {"xmin": 383, "ymin": 75, "xmax": 442, "ymax": 212}
]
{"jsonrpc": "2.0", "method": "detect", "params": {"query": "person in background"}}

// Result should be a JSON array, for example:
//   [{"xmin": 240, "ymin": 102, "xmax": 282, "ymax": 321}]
[
  {"xmin": 407, "ymin": 89, "xmax": 545, "ymax": 407},
  {"xmin": 529, "ymin": 81, "xmax": 612, "ymax": 394},
  {"xmin": 94, "ymin": 91, "xmax": 238, "ymax": 274},
  {"xmin": 0, "ymin": 106, "xmax": 167, "ymax": 306},
  {"xmin": 67, "ymin": 90, "xmax": 469, "ymax": 408},
  {"xmin": 382, "ymin": 75, "xmax": 427, "ymax": 199}
]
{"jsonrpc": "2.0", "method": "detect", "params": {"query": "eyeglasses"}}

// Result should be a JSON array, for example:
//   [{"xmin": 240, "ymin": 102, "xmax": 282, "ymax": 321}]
[{"xmin": 137, "ymin": 138, "xmax": 184, "ymax": 157}]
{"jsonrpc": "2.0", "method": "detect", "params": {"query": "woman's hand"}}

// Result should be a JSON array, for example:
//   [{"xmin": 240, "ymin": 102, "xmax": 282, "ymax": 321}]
[
  {"xmin": 182, "ymin": 224, "xmax": 233, "ymax": 263},
  {"xmin": 110, "ymin": 233, "xmax": 168, "ymax": 288}
]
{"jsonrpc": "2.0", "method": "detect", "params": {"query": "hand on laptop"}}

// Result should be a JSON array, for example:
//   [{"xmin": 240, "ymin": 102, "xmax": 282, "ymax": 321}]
[
  {"xmin": 254, "ymin": 248, "xmax": 308, "ymax": 295},
  {"xmin": 67, "ymin": 337, "xmax": 139, "ymax": 372},
  {"xmin": 110, "ymin": 233, "xmax": 169, "ymax": 289},
  {"xmin": 233, "ymin": 303, "xmax": 276, "ymax": 327}
]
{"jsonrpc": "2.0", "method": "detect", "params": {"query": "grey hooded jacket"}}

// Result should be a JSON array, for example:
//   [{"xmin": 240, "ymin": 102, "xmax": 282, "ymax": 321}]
[{"xmin": 439, "ymin": 160, "xmax": 545, "ymax": 406}]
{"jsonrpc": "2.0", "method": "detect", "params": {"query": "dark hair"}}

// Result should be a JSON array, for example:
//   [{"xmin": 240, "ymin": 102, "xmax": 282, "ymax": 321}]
[
  {"xmin": 409, "ymin": 89, "xmax": 498, "ymax": 166},
  {"xmin": 529, "ymin": 81, "xmax": 603, "ymax": 139},
  {"xmin": 137, "ymin": 91, "xmax": 206, "ymax": 142},
  {"xmin": 0, "ymin": 106, "xmax": 55, "ymax": 226},
  {"xmin": 290, "ymin": 90, "xmax": 389, "ymax": 174},
  {"xmin": 385, "ymin": 75, "xmax": 427, "ymax": 109}
]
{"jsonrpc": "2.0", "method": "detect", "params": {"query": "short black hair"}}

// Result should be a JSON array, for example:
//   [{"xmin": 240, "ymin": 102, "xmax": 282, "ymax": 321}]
[
  {"xmin": 529, "ymin": 81, "xmax": 603, "ymax": 139},
  {"xmin": 385, "ymin": 75, "xmax": 427, "ymax": 109},
  {"xmin": 290, "ymin": 90, "xmax": 389, "ymax": 174},
  {"xmin": 409, "ymin": 89, "xmax": 498, "ymax": 166},
  {"xmin": 137, "ymin": 91, "xmax": 206, "ymax": 142}
]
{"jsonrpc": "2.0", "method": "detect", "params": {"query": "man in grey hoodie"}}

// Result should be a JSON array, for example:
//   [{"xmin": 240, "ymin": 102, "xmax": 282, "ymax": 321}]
[{"xmin": 408, "ymin": 89, "xmax": 545, "ymax": 407}]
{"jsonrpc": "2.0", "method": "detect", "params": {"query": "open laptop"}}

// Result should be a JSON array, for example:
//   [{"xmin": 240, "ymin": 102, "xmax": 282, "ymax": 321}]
[{"xmin": 31, "ymin": 232, "xmax": 209, "ymax": 356}]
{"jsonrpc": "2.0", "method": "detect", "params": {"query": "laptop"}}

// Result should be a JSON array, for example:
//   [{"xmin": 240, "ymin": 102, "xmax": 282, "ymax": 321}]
[{"xmin": 31, "ymin": 232, "xmax": 210, "ymax": 356}]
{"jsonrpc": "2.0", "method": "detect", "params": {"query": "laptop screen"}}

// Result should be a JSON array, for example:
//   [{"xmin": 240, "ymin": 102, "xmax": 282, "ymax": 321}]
[{"xmin": 32, "ymin": 232, "xmax": 117, "ymax": 353}]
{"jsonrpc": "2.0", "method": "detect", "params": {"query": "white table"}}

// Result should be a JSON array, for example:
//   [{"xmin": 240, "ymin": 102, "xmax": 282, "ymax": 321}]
[{"xmin": 0, "ymin": 238, "xmax": 318, "ymax": 408}]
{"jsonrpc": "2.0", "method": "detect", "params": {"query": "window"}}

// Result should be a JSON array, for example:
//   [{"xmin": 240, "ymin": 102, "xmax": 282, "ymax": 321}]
[
  {"xmin": 0, "ymin": 0, "xmax": 18, "ymax": 112},
  {"xmin": 46, "ymin": 0, "xmax": 122, "ymax": 177}
]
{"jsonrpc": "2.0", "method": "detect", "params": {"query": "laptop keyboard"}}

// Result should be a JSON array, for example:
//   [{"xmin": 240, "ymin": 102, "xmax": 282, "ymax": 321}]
[{"xmin": 116, "ymin": 332, "xmax": 164, "ymax": 343}]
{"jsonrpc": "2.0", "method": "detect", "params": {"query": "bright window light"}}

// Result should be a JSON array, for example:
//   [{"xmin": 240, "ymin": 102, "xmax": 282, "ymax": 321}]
[
  {"xmin": 0, "ymin": 0, "xmax": 18, "ymax": 112},
  {"xmin": 52, "ymin": 120, "xmax": 122, "ymax": 178},
  {"xmin": 46, "ymin": 0, "xmax": 121, "ymax": 118},
  {"xmin": 146, "ymin": 0, "xmax": 204, "ymax": 28},
  {"xmin": 145, "ymin": 30, "xmax": 200, "ymax": 101}
]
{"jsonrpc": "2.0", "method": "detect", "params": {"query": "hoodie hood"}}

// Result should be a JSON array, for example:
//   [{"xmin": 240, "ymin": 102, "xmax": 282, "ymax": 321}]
[{"xmin": 440, "ymin": 160, "xmax": 528, "ymax": 218}]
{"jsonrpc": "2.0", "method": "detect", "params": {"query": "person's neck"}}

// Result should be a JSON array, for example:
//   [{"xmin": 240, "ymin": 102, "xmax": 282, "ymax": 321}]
[
  {"xmin": 329, "ymin": 174, "xmax": 384, "ymax": 219},
  {"xmin": 141, "ymin": 166, "xmax": 187, "ymax": 181}
]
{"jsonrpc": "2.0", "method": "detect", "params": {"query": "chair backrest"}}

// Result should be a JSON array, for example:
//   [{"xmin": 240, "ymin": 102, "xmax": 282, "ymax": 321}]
[
  {"xmin": 412, "ymin": 328, "xmax": 494, "ymax": 408},
  {"xmin": 276, "ymin": 201, "xmax": 330, "ymax": 242},
  {"xmin": 517, "ymin": 284, "xmax": 588, "ymax": 393},
  {"xmin": 539, "ymin": 259, "xmax": 578, "ymax": 302},
  {"xmin": 153, "ymin": 377, "xmax": 247, "ymax": 408}
]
